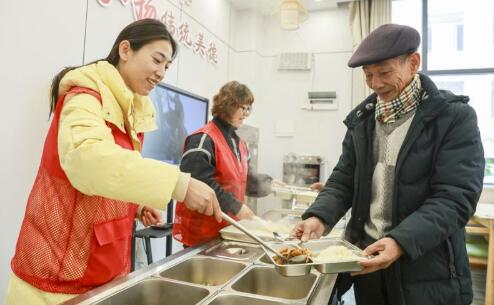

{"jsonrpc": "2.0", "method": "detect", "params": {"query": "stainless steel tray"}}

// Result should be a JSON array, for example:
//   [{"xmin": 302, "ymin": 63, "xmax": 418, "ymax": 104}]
[
  {"xmin": 219, "ymin": 217, "xmax": 296, "ymax": 243},
  {"xmin": 220, "ymin": 227, "xmax": 279, "ymax": 243},
  {"xmin": 200, "ymin": 241, "xmax": 264, "ymax": 262},
  {"xmin": 262, "ymin": 238, "xmax": 366, "ymax": 277},
  {"xmin": 223, "ymin": 265, "xmax": 320, "ymax": 304}
]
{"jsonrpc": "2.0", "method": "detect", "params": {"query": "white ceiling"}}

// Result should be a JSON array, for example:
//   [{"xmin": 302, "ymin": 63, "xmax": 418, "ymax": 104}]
[{"xmin": 229, "ymin": 0, "xmax": 347, "ymax": 15}]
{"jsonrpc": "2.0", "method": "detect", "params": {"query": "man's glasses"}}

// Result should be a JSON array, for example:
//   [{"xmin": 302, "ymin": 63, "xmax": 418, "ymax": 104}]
[{"xmin": 241, "ymin": 105, "xmax": 252, "ymax": 114}]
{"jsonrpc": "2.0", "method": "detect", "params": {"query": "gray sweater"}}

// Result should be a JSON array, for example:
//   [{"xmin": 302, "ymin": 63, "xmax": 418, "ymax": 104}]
[{"xmin": 364, "ymin": 110, "xmax": 416, "ymax": 239}]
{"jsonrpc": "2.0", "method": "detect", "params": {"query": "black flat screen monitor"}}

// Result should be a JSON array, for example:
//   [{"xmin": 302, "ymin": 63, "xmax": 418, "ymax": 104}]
[{"xmin": 141, "ymin": 83, "xmax": 209, "ymax": 165}]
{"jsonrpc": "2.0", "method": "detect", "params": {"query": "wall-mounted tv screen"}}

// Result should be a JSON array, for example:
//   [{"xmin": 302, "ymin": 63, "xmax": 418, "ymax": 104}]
[{"xmin": 141, "ymin": 83, "xmax": 209, "ymax": 165}]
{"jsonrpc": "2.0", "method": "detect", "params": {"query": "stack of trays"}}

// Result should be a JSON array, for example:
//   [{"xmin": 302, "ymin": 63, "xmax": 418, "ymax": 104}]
[{"xmin": 262, "ymin": 238, "xmax": 367, "ymax": 276}]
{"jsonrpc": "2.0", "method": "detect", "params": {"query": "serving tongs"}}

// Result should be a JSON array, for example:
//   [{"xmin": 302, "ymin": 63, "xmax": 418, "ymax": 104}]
[{"xmin": 221, "ymin": 212, "xmax": 306, "ymax": 264}]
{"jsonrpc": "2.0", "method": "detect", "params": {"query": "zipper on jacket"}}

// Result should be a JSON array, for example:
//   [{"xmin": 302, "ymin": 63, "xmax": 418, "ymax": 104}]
[
  {"xmin": 445, "ymin": 238, "xmax": 457, "ymax": 279},
  {"xmin": 352, "ymin": 133, "xmax": 364, "ymax": 220},
  {"xmin": 351, "ymin": 123, "xmax": 373, "ymax": 241},
  {"xmin": 392, "ymin": 116, "xmax": 422, "ymax": 226}
]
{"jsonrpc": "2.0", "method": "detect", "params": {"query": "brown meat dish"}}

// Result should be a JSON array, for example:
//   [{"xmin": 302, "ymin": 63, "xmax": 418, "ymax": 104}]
[{"xmin": 273, "ymin": 247, "xmax": 312, "ymax": 264}]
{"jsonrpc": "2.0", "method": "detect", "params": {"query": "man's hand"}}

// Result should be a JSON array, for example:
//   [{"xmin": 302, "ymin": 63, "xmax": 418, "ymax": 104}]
[
  {"xmin": 352, "ymin": 237, "xmax": 403, "ymax": 276},
  {"xmin": 183, "ymin": 177, "xmax": 222, "ymax": 222},
  {"xmin": 290, "ymin": 216, "xmax": 326, "ymax": 242},
  {"xmin": 140, "ymin": 206, "xmax": 163, "ymax": 227},
  {"xmin": 309, "ymin": 182, "xmax": 324, "ymax": 192}
]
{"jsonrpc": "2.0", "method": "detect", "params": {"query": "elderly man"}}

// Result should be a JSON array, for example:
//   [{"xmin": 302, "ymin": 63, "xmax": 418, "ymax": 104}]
[{"xmin": 292, "ymin": 24, "xmax": 485, "ymax": 305}]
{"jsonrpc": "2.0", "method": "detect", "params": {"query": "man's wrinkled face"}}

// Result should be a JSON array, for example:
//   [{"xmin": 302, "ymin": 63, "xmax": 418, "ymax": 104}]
[{"xmin": 363, "ymin": 52, "xmax": 420, "ymax": 102}]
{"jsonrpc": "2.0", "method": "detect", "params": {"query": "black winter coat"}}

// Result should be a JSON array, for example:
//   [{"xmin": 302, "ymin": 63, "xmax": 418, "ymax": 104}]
[{"xmin": 303, "ymin": 74, "xmax": 485, "ymax": 305}]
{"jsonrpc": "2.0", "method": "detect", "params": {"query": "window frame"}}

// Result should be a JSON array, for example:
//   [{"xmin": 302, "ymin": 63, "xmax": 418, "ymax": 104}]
[
  {"xmin": 419, "ymin": 0, "xmax": 494, "ymax": 75},
  {"xmin": 402, "ymin": 0, "xmax": 494, "ymax": 185}
]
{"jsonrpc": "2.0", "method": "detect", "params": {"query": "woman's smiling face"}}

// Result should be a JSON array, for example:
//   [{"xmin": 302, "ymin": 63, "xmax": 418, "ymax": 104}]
[{"xmin": 117, "ymin": 39, "xmax": 173, "ymax": 95}]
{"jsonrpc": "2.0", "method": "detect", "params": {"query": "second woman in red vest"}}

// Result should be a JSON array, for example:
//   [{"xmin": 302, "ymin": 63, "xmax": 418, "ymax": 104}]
[{"xmin": 174, "ymin": 81, "xmax": 273, "ymax": 246}]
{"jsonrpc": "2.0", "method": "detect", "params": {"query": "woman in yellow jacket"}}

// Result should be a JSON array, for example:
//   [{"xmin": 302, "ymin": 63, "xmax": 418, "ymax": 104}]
[{"xmin": 4, "ymin": 19, "xmax": 222, "ymax": 305}]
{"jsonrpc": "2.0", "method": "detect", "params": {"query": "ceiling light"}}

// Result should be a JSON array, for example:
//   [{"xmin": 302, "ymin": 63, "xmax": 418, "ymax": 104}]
[{"xmin": 273, "ymin": 0, "xmax": 309, "ymax": 31}]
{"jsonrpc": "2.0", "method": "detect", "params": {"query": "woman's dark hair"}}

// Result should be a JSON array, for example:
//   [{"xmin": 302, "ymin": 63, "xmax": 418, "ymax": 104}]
[
  {"xmin": 211, "ymin": 81, "xmax": 254, "ymax": 122},
  {"xmin": 50, "ymin": 18, "xmax": 177, "ymax": 114}
]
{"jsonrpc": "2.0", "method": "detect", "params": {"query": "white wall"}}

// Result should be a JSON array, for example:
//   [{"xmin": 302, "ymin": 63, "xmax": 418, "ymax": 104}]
[
  {"xmin": 229, "ymin": 7, "xmax": 354, "ymax": 215},
  {"xmin": 232, "ymin": 7, "xmax": 354, "ymax": 179},
  {"xmin": 0, "ymin": 0, "xmax": 355, "ymax": 299},
  {"xmin": 0, "ymin": 0, "xmax": 87, "ymax": 300}
]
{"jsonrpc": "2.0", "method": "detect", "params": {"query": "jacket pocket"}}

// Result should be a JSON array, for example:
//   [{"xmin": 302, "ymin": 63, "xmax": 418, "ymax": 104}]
[
  {"xmin": 403, "ymin": 279, "xmax": 462, "ymax": 305},
  {"xmin": 81, "ymin": 216, "xmax": 132, "ymax": 287}
]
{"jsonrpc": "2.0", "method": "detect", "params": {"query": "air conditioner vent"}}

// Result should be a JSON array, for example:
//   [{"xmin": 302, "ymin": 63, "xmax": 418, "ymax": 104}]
[
  {"xmin": 302, "ymin": 91, "xmax": 338, "ymax": 110},
  {"xmin": 278, "ymin": 52, "xmax": 312, "ymax": 71}
]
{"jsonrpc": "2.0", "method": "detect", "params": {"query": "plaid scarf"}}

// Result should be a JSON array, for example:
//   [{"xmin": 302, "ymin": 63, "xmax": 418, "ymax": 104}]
[{"xmin": 375, "ymin": 74, "xmax": 422, "ymax": 124}]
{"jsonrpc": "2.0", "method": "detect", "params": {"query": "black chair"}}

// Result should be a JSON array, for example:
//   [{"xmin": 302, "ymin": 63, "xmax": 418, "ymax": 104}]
[{"xmin": 130, "ymin": 201, "xmax": 175, "ymax": 271}]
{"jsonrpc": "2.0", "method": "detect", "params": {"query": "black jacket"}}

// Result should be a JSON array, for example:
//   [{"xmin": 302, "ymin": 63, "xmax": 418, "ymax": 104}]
[
  {"xmin": 180, "ymin": 117, "xmax": 272, "ymax": 215},
  {"xmin": 303, "ymin": 74, "xmax": 485, "ymax": 305}
]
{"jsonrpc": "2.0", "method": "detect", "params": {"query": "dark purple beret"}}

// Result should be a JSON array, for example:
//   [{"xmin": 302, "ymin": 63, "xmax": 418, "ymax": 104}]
[{"xmin": 348, "ymin": 24, "xmax": 421, "ymax": 68}]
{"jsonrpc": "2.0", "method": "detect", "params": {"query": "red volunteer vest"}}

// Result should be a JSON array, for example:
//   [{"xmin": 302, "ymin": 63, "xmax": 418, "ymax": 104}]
[
  {"xmin": 11, "ymin": 87, "xmax": 143, "ymax": 294},
  {"xmin": 173, "ymin": 121, "xmax": 248, "ymax": 246}
]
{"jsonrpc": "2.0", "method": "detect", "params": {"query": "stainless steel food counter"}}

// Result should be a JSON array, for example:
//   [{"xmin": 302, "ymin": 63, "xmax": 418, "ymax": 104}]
[{"xmin": 61, "ymin": 239, "xmax": 337, "ymax": 305}]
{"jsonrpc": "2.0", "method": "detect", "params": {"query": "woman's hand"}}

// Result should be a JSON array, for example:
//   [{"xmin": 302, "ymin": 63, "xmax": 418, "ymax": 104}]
[
  {"xmin": 140, "ymin": 206, "xmax": 163, "ymax": 227},
  {"xmin": 236, "ymin": 204, "xmax": 255, "ymax": 220},
  {"xmin": 271, "ymin": 179, "xmax": 286, "ymax": 188},
  {"xmin": 183, "ymin": 177, "xmax": 222, "ymax": 222}
]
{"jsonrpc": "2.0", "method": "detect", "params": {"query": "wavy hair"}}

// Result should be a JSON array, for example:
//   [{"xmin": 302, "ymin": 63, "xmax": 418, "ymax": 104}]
[{"xmin": 211, "ymin": 81, "xmax": 254, "ymax": 121}]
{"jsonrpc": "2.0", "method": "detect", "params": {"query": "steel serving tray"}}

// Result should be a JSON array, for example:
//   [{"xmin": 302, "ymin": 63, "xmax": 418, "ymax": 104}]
[
  {"xmin": 262, "ymin": 238, "xmax": 367, "ymax": 276},
  {"xmin": 220, "ymin": 226, "xmax": 279, "ymax": 243},
  {"xmin": 200, "ymin": 241, "xmax": 264, "ymax": 262},
  {"xmin": 219, "ymin": 218, "xmax": 294, "ymax": 243},
  {"xmin": 224, "ymin": 265, "xmax": 320, "ymax": 303}
]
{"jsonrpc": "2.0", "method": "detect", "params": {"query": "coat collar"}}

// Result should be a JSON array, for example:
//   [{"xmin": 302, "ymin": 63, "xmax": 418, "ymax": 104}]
[{"xmin": 213, "ymin": 117, "xmax": 239, "ymax": 140}]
